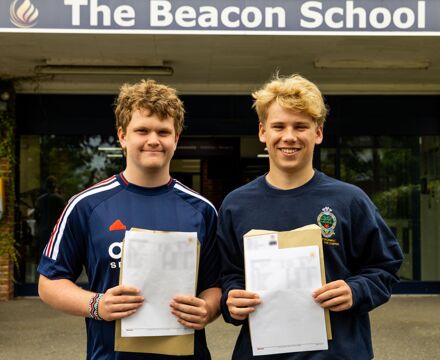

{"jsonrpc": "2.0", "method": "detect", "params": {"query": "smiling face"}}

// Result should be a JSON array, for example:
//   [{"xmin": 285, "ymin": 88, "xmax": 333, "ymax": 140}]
[
  {"xmin": 118, "ymin": 109, "xmax": 178, "ymax": 185},
  {"xmin": 259, "ymin": 102, "xmax": 323, "ymax": 183}
]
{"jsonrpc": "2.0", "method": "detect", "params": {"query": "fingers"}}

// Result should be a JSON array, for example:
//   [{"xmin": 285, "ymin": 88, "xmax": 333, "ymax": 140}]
[
  {"xmin": 229, "ymin": 289, "xmax": 259, "ymax": 299},
  {"xmin": 103, "ymin": 301, "xmax": 143, "ymax": 313},
  {"xmin": 99, "ymin": 298, "xmax": 143, "ymax": 321},
  {"xmin": 105, "ymin": 285, "xmax": 144, "ymax": 307},
  {"xmin": 174, "ymin": 316, "xmax": 205, "ymax": 330},
  {"xmin": 227, "ymin": 289, "xmax": 261, "ymax": 321},
  {"xmin": 312, "ymin": 280, "xmax": 353, "ymax": 312},
  {"xmin": 103, "ymin": 308, "xmax": 138, "ymax": 321},
  {"xmin": 312, "ymin": 280, "xmax": 343, "ymax": 297},
  {"xmin": 170, "ymin": 296, "xmax": 208, "ymax": 330},
  {"xmin": 228, "ymin": 306, "xmax": 255, "ymax": 320},
  {"xmin": 171, "ymin": 308, "xmax": 208, "ymax": 330},
  {"xmin": 172, "ymin": 295, "xmax": 204, "ymax": 307},
  {"xmin": 108, "ymin": 285, "xmax": 141, "ymax": 296},
  {"xmin": 99, "ymin": 285, "xmax": 144, "ymax": 321},
  {"xmin": 228, "ymin": 289, "xmax": 260, "ymax": 306},
  {"xmin": 170, "ymin": 296, "xmax": 206, "ymax": 318}
]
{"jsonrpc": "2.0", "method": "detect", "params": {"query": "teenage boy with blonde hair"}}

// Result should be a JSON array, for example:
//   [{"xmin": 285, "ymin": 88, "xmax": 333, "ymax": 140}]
[
  {"xmin": 38, "ymin": 79, "xmax": 220, "ymax": 360},
  {"xmin": 217, "ymin": 74, "xmax": 403, "ymax": 359}
]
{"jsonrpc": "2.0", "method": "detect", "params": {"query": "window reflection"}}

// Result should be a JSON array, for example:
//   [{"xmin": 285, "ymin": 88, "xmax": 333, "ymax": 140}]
[
  {"xmin": 17, "ymin": 134, "xmax": 440, "ymax": 287},
  {"xmin": 18, "ymin": 135, "xmax": 124, "ymax": 285},
  {"xmin": 320, "ymin": 136, "xmax": 434, "ymax": 280}
]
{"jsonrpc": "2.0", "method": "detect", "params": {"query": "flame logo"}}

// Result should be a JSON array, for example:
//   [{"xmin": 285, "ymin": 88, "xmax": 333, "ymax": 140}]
[{"xmin": 10, "ymin": 0, "xmax": 39, "ymax": 28}]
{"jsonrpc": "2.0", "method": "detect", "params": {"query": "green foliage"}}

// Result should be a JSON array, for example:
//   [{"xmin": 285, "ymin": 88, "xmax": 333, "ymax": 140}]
[
  {"xmin": 0, "ymin": 111, "xmax": 15, "ymax": 160},
  {"xmin": 0, "ymin": 109, "xmax": 18, "ymax": 263},
  {"xmin": 0, "ymin": 231, "xmax": 18, "ymax": 264},
  {"xmin": 42, "ymin": 135, "xmax": 122, "ymax": 197},
  {"xmin": 372, "ymin": 184, "xmax": 419, "ymax": 219}
]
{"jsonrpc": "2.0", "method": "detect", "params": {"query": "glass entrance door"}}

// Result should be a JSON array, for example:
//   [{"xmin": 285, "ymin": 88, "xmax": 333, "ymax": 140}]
[
  {"xmin": 17, "ymin": 134, "xmax": 123, "ymax": 295},
  {"xmin": 16, "ymin": 133, "xmax": 440, "ymax": 294},
  {"xmin": 320, "ymin": 135, "xmax": 440, "ymax": 283}
]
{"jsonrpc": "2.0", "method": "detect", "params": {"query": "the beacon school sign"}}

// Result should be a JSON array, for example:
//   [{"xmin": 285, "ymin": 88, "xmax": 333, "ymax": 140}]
[{"xmin": 1, "ymin": 0, "xmax": 439, "ymax": 35}]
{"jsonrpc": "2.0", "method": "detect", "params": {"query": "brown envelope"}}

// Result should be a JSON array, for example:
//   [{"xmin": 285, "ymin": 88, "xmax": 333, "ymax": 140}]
[
  {"xmin": 244, "ymin": 224, "xmax": 332, "ymax": 340},
  {"xmin": 114, "ymin": 228, "xmax": 200, "ymax": 355}
]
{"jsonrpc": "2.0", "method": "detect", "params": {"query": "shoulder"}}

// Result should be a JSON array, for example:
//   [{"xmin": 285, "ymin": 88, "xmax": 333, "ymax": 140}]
[
  {"xmin": 172, "ymin": 180, "xmax": 217, "ymax": 218},
  {"xmin": 64, "ymin": 175, "xmax": 123, "ymax": 216},
  {"xmin": 41, "ymin": 176, "xmax": 122, "ymax": 259},
  {"xmin": 222, "ymin": 176, "xmax": 263, "ymax": 206},
  {"xmin": 318, "ymin": 172, "xmax": 368, "ymax": 197},
  {"xmin": 225, "ymin": 176, "xmax": 264, "ymax": 200},
  {"xmin": 317, "ymin": 172, "xmax": 376, "ymax": 210}
]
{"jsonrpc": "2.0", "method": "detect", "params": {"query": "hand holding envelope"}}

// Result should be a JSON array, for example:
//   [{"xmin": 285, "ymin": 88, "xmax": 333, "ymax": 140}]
[
  {"xmin": 244, "ymin": 224, "xmax": 332, "ymax": 356},
  {"xmin": 170, "ymin": 294, "xmax": 211, "ymax": 330},
  {"xmin": 115, "ymin": 228, "xmax": 200, "ymax": 355},
  {"xmin": 98, "ymin": 284, "xmax": 144, "ymax": 321},
  {"xmin": 226, "ymin": 289, "xmax": 261, "ymax": 321},
  {"xmin": 313, "ymin": 279, "xmax": 354, "ymax": 312}
]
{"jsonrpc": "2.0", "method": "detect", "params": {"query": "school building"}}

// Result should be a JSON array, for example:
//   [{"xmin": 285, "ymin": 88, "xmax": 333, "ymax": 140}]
[{"xmin": 0, "ymin": 0, "xmax": 439, "ymax": 299}]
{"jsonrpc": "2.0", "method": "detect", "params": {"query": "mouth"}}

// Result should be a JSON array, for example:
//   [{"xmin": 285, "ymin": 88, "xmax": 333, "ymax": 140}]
[
  {"xmin": 279, "ymin": 147, "xmax": 300, "ymax": 155},
  {"xmin": 142, "ymin": 149, "xmax": 163, "ymax": 153}
]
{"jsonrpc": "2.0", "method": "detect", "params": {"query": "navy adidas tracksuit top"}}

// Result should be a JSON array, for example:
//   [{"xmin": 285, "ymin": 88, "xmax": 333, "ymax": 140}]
[{"xmin": 38, "ymin": 173, "xmax": 219, "ymax": 360}]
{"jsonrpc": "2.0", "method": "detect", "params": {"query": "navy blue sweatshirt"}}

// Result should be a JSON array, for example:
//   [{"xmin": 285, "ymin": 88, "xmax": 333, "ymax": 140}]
[{"xmin": 217, "ymin": 171, "xmax": 403, "ymax": 359}]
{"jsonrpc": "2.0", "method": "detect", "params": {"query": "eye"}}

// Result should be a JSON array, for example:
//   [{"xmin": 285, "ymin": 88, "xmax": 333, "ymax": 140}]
[
  {"xmin": 135, "ymin": 128, "xmax": 148, "ymax": 134},
  {"xmin": 159, "ymin": 130, "xmax": 172, "ymax": 136},
  {"xmin": 271, "ymin": 124, "xmax": 284, "ymax": 130},
  {"xmin": 296, "ymin": 124, "xmax": 309, "ymax": 130}
]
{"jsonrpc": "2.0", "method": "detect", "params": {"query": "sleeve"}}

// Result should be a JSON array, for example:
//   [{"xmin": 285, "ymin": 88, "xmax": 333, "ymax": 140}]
[
  {"xmin": 37, "ymin": 200, "xmax": 88, "ymax": 282},
  {"xmin": 197, "ymin": 205, "xmax": 220, "ymax": 294},
  {"xmin": 345, "ymin": 194, "xmax": 404, "ymax": 314},
  {"xmin": 217, "ymin": 202, "xmax": 246, "ymax": 326}
]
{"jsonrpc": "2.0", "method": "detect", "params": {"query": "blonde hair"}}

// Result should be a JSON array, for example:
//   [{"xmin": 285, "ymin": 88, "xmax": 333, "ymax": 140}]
[
  {"xmin": 252, "ymin": 74, "xmax": 327, "ymax": 126},
  {"xmin": 115, "ymin": 79, "xmax": 185, "ymax": 135}
]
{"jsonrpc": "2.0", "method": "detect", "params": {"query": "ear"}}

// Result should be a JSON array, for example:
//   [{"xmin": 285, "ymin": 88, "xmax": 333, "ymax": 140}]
[
  {"xmin": 117, "ymin": 127, "xmax": 127, "ymax": 149},
  {"xmin": 174, "ymin": 134, "xmax": 180, "ymax": 150},
  {"xmin": 315, "ymin": 125, "xmax": 324, "ymax": 145},
  {"xmin": 258, "ymin": 122, "xmax": 266, "ymax": 144}
]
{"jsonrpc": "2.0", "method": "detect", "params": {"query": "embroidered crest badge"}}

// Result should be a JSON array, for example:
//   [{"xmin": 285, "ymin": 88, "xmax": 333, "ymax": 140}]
[{"xmin": 317, "ymin": 206, "xmax": 337, "ymax": 238}]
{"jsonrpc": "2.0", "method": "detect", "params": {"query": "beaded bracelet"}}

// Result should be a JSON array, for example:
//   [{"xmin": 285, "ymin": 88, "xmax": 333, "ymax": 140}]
[{"xmin": 88, "ymin": 293, "xmax": 104, "ymax": 320}]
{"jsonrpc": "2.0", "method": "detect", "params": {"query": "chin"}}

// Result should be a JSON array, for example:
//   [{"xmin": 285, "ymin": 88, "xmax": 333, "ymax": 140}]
[{"xmin": 141, "ymin": 162, "xmax": 163, "ymax": 169}]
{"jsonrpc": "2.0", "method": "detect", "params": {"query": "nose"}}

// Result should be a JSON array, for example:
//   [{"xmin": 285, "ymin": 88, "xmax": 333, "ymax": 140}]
[
  {"xmin": 282, "ymin": 127, "xmax": 298, "ymax": 142},
  {"xmin": 146, "ymin": 132, "xmax": 160, "ymax": 146}
]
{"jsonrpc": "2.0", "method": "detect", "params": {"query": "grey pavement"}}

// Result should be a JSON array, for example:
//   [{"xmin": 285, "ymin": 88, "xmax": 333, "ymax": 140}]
[{"xmin": 0, "ymin": 295, "xmax": 439, "ymax": 359}]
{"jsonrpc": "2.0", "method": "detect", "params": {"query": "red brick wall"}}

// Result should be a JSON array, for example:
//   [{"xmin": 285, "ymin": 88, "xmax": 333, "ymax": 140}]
[
  {"xmin": 0, "ymin": 83, "xmax": 15, "ymax": 301},
  {"xmin": 0, "ymin": 158, "xmax": 14, "ymax": 301},
  {"xmin": 0, "ymin": 255, "xmax": 13, "ymax": 301}
]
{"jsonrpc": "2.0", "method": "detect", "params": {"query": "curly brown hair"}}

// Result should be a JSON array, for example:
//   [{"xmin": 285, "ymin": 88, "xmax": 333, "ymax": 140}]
[{"xmin": 115, "ymin": 79, "xmax": 185, "ymax": 135}]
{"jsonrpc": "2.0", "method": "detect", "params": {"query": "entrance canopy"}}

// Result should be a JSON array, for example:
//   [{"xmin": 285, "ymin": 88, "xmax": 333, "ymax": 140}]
[{"xmin": 1, "ymin": 0, "xmax": 440, "ymax": 94}]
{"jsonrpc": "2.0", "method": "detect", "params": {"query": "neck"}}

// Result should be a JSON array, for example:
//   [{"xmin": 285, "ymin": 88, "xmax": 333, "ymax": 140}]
[
  {"xmin": 266, "ymin": 167, "xmax": 315, "ymax": 190},
  {"xmin": 122, "ymin": 167, "xmax": 170, "ymax": 188}
]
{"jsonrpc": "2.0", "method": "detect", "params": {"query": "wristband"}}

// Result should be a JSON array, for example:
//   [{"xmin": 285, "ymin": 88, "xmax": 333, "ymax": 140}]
[{"xmin": 88, "ymin": 293, "xmax": 104, "ymax": 320}]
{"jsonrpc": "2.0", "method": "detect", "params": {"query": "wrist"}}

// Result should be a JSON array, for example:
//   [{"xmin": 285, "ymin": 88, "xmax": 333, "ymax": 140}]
[
  {"xmin": 205, "ymin": 298, "xmax": 220, "ymax": 323},
  {"xmin": 88, "ymin": 293, "xmax": 104, "ymax": 320}
]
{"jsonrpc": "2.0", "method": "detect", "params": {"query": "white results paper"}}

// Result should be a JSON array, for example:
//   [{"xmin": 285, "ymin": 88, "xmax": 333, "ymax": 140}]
[
  {"xmin": 244, "ymin": 233, "xmax": 328, "ymax": 356},
  {"xmin": 120, "ymin": 230, "xmax": 197, "ymax": 337}
]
